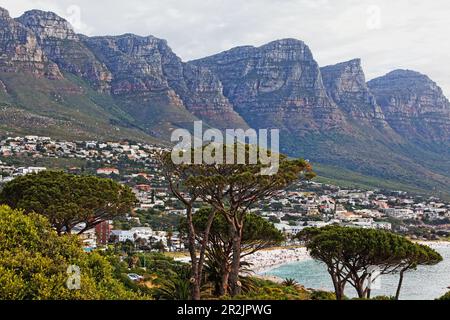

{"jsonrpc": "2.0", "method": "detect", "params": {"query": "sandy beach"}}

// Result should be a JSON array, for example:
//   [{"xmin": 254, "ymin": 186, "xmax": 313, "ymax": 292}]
[
  {"xmin": 246, "ymin": 241, "xmax": 450, "ymax": 275},
  {"xmin": 174, "ymin": 241, "xmax": 450, "ymax": 276},
  {"xmin": 416, "ymin": 240, "xmax": 450, "ymax": 249},
  {"xmin": 243, "ymin": 247, "xmax": 311, "ymax": 274}
]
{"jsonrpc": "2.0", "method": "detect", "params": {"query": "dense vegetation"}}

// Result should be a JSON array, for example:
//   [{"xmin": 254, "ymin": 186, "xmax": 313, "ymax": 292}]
[
  {"xmin": 0, "ymin": 170, "xmax": 315, "ymax": 301},
  {"xmin": 135, "ymin": 209, "xmax": 182, "ymax": 231},
  {"xmin": 298, "ymin": 226, "xmax": 442, "ymax": 300},
  {"xmin": 160, "ymin": 144, "xmax": 315, "ymax": 299},
  {"xmin": 438, "ymin": 291, "xmax": 450, "ymax": 300},
  {"xmin": 0, "ymin": 171, "xmax": 136, "ymax": 235},
  {"xmin": 0, "ymin": 205, "xmax": 144, "ymax": 300},
  {"xmin": 180, "ymin": 208, "xmax": 285, "ymax": 297},
  {"xmin": 0, "ymin": 166, "xmax": 446, "ymax": 301},
  {"xmin": 0, "ymin": 72, "xmax": 156, "ymax": 143}
]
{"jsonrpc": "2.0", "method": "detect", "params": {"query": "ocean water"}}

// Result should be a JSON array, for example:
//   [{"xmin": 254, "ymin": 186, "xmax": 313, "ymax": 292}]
[{"xmin": 263, "ymin": 245, "xmax": 450, "ymax": 300}]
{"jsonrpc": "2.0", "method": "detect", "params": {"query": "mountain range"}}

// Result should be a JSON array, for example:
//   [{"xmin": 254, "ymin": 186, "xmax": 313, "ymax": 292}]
[{"xmin": 0, "ymin": 7, "xmax": 449, "ymax": 197}]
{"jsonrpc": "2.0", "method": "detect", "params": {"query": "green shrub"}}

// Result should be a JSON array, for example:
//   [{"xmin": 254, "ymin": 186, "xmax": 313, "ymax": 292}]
[
  {"xmin": 0, "ymin": 205, "xmax": 146, "ymax": 300},
  {"xmin": 231, "ymin": 278, "xmax": 310, "ymax": 300},
  {"xmin": 310, "ymin": 290, "xmax": 336, "ymax": 300},
  {"xmin": 437, "ymin": 291, "xmax": 450, "ymax": 300}
]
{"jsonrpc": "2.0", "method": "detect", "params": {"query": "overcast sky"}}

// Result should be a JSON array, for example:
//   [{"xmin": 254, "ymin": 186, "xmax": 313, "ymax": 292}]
[{"xmin": 1, "ymin": 0, "xmax": 449, "ymax": 96}]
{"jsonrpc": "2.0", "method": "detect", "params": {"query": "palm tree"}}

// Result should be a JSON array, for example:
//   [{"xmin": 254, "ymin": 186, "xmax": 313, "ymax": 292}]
[
  {"xmin": 282, "ymin": 278, "xmax": 300, "ymax": 288},
  {"xmin": 153, "ymin": 269, "xmax": 191, "ymax": 300},
  {"xmin": 153, "ymin": 277, "xmax": 191, "ymax": 300}
]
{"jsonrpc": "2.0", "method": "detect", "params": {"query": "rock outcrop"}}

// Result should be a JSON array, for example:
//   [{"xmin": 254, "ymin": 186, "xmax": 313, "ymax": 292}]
[
  {"xmin": 0, "ymin": 7, "xmax": 62, "ymax": 79},
  {"xmin": 321, "ymin": 59, "xmax": 385, "ymax": 124},
  {"xmin": 83, "ymin": 34, "xmax": 248, "ymax": 130},
  {"xmin": 191, "ymin": 39, "xmax": 346, "ymax": 135},
  {"xmin": 159, "ymin": 42, "xmax": 248, "ymax": 129},
  {"xmin": 83, "ymin": 35, "xmax": 171, "ymax": 95},
  {"xmin": 368, "ymin": 70, "xmax": 450, "ymax": 143},
  {"xmin": 17, "ymin": 10, "xmax": 112, "ymax": 92}
]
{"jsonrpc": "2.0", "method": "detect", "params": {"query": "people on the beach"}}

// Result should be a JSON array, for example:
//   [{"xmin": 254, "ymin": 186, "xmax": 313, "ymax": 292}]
[{"xmin": 244, "ymin": 247, "xmax": 310, "ymax": 273}]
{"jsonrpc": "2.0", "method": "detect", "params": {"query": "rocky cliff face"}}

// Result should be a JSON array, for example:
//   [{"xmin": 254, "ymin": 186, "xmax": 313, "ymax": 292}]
[
  {"xmin": 191, "ymin": 39, "xmax": 346, "ymax": 135},
  {"xmin": 368, "ymin": 70, "xmax": 450, "ymax": 143},
  {"xmin": 83, "ymin": 33, "xmax": 247, "ymax": 130},
  {"xmin": 0, "ymin": 7, "xmax": 62, "ymax": 79},
  {"xmin": 17, "ymin": 10, "xmax": 112, "ymax": 92},
  {"xmin": 158, "ymin": 42, "xmax": 248, "ymax": 129},
  {"xmin": 0, "ymin": 4, "xmax": 248, "ymax": 134},
  {"xmin": 321, "ymin": 59, "xmax": 385, "ymax": 124},
  {"xmin": 16, "ymin": 10, "xmax": 77, "ymax": 40},
  {"xmin": 174, "ymin": 63, "xmax": 249, "ymax": 129},
  {"xmin": 83, "ymin": 35, "xmax": 171, "ymax": 95}
]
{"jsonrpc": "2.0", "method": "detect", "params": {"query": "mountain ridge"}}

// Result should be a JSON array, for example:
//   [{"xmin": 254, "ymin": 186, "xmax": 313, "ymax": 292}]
[{"xmin": 0, "ymin": 6, "xmax": 449, "ymax": 197}]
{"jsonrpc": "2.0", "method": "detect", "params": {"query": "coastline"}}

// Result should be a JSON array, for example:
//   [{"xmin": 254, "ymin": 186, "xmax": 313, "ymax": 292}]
[
  {"xmin": 244, "ymin": 247, "xmax": 311, "ymax": 275},
  {"xmin": 249, "ymin": 241, "xmax": 450, "ymax": 276},
  {"xmin": 257, "ymin": 244, "xmax": 450, "ymax": 300},
  {"xmin": 173, "ymin": 241, "xmax": 450, "ymax": 277},
  {"xmin": 416, "ymin": 240, "xmax": 450, "ymax": 248}
]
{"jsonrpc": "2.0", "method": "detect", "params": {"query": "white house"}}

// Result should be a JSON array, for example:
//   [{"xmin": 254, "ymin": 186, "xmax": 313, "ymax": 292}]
[
  {"xmin": 111, "ymin": 230, "xmax": 135, "ymax": 242},
  {"xmin": 27, "ymin": 167, "xmax": 47, "ymax": 174},
  {"xmin": 372, "ymin": 222, "xmax": 392, "ymax": 230},
  {"xmin": 130, "ymin": 227, "xmax": 154, "ymax": 241},
  {"xmin": 274, "ymin": 223, "xmax": 304, "ymax": 235}
]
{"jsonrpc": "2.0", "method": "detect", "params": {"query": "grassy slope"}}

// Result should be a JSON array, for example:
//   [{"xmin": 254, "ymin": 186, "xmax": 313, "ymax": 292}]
[
  {"xmin": 0, "ymin": 72, "xmax": 161, "ymax": 144},
  {"xmin": 113, "ymin": 93, "xmax": 201, "ymax": 141},
  {"xmin": 282, "ymin": 120, "xmax": 450, "ymax": 199},
  {"xmin": 314, "ymin": 163, "xmax": 450, "ymax": 201}
]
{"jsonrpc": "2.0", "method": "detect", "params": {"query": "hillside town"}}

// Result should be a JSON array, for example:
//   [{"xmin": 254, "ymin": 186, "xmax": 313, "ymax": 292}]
[{"xmin": 1, "ymin": 135, "xmax": 449, "ymax": 252}]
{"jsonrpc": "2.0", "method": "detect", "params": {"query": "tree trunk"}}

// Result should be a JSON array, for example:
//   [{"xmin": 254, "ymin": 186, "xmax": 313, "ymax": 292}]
[
  {"xmin": 218, "ymin": 242, "xmax": 233, "ymax": 297},
  {"xmin": 395, "ymin": 270, "xmax": 405, "ymax": 300},
  {"xmin": 186, "ymin": 207, "xmax": 216, "ymax": 300},
  {"xmin": 331, "ymin": 274, "xmax": 340, "ymax": 300},
  {"xmin": 195, "ymin": 210, "xmax": 216, "ymax": 297},
  {"xmin": 336, "ymin": 283, "xmax": 345, "ymax": 300},
  {"xmin": 191, "ymin": 281, "xmax": 201, "ymax": 301},
  {"xmin": 356, "ymin": 280, "xmax": 366, "ymax": 299},
  {"xmin": 229, "ymin": 226, "xmax": 242, "ymax": 297},
  {"xmin": 356, "ymin": 285, "xmax": 365, "ymax": 299},
  {"xmin": 366, "ymin": 288, "xmax": 372, "ymax": 299},
  {"xmin": 219, "ymin": 266, "xmax": 230, "ymax": 296},
  {"xmin": 330, "ymin": 273, "xmax": 345, "ymax": 300},
  {"xmin": 186, "ymin": 207, "xmax": 201, "ymax": 300},
  {"xmin": 366, "ymin": 271, "xmax": 377, "ymax": 299},
  {"xmin": 353, "ymin": 275, "xmax": 368, "ymax": 299},
  {"xmin": 333, "ymin": 282, "xmax": 345, "ymax": 300}
]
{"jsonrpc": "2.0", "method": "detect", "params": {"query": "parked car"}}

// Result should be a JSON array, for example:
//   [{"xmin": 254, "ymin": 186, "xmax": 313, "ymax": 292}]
[{"xmin": 127, "ymin": 273, "xmax": 143, "ymax": 282}]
